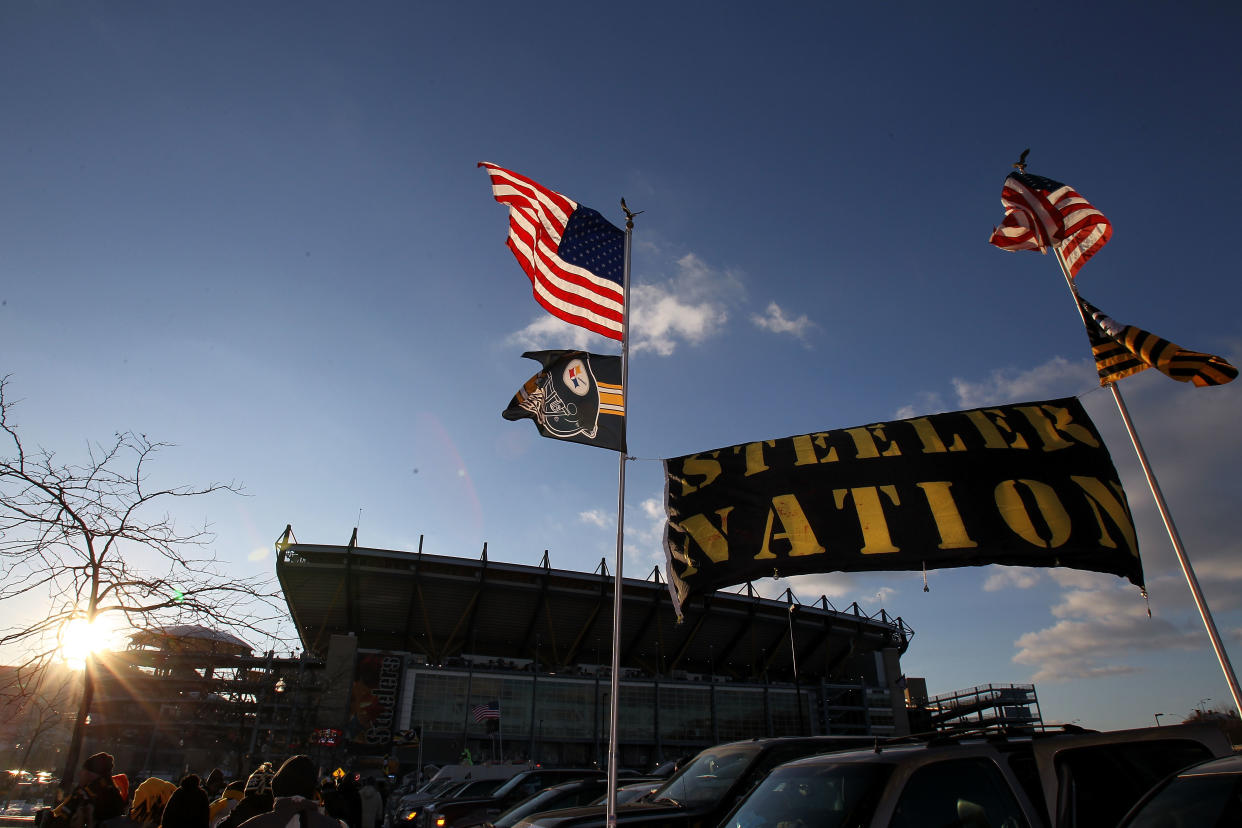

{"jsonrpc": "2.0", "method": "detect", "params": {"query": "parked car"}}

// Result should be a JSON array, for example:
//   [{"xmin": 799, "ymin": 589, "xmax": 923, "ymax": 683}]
[
  {"xmin": 646, "ymin": 756, "xmax": 691, "ymax": 780},
  {"xmin": 718, "ymin": 723, "xmax": 1231, "ymax": 828},
  {"xmin": 587, "ymin": 780, "xmax": 662, "ymax": 807},
  {"xmin": 514, "ymin": 735, "xmax": 875, "ymax": 828},
  {"xmin": 424, "ymin": 768, "xmax": 604, "ymax": 828},
  {"xmin": 487, "ymin": 777, "xmax": 616, "ymax": 828},
  {"xmin": 1116, "ymin": 752, "xmax": 1242, "ymax": 827},
  {"xmin": 398, "ymin": 778, "xmax": 511, "ymax": 824},
  {"xmin": 3, "ymin": 800, "xmax": 37, "ymax": 816}
]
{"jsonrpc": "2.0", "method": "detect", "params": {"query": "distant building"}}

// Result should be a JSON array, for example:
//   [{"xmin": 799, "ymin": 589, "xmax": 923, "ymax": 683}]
[
  {"xmin": 80, "ymin": 625, "xmax": 322, "ymax": 780},
  {"xmin": 44, "ymin": 538, "xmax": 920, "ymax": 778},
  {"xmin": 277, "ymin": 540, "xmax": 916, "ymax": 770},
  {"xmin": 905, "ymin": 681, "xmax": 1043, "ymax": 733}
]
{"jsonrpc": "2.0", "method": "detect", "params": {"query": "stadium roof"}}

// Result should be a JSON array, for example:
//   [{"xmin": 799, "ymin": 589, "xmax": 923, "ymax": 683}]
[
  {"xmin": 277, "ymin": 542, "xmax": 913, "ymax": 683},
  {"xmin": 128, "ymin": 624, "xmax": 253, "ymax": 655}
]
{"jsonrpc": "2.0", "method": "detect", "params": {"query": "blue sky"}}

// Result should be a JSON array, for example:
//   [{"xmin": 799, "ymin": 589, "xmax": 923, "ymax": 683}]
[{"xmin": 2, "ymin": 2, "xmax": 1239, "ymax": 731}]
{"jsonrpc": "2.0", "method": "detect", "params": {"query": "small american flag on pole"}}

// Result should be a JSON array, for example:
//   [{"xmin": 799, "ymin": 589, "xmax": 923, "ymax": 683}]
[
  {"xmin": 471, "ymin": 701, "xmax": 501, "ymax": 722},
  {"xmin": 479, "ymin": 162, "xmax": 625, "ymax": 340},
  {"xmin": 989, "ymin": 171, "xmax": 1112, "ymax": 278}
]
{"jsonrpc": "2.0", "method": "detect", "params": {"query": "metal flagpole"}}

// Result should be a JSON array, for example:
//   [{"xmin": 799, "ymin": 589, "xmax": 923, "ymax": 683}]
[
  {"xmin": 607, "ymin": 199, "xmax": 639, "ymax": 828},
  {"xmin": 1053, "ymin": 247, "xmax": 1242, "ymax": 715}
]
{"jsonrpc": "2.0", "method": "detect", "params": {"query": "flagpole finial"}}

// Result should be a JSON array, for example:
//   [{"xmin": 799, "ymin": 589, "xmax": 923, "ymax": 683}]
[
  {"xmin": 1013, "ymin": 148, "xmax": 1030, "ymax": 172},
  {"xmin": 620, "ymin": 197, "xmax": 644, "ymax": 230}
]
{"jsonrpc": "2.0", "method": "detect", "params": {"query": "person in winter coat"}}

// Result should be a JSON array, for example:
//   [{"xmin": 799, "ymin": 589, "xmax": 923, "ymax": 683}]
[
  {"xmin": 47, "ymin": 752, "xmax": 127, "ymax": 828},
  {"xmin": 160, "ymin": 774, "xmax": 209, "ymax": 828},
  {"xmin": 317, "ymin": 779, "xmax": 349, "ymax": 827},
  {"xmin": 333, "ymin": 777, "xmax": 360, "ymax": 828},
  {"xmin": 235, "ymin": 756, "xmax": 343, "ymax": 828},
  {"xmin": 217, "ymin": 765, "xmax": 274, "ymax": 828},
  {"xmin": 356, "ymin": 780, "xmax": 381, "ymax": 828}
]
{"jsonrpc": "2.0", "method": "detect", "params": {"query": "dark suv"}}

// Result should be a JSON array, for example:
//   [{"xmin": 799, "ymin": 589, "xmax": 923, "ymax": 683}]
[
  {"xmin": 425, "ymin": 768, "xmax": 604, "ymax": 828},
  {"xmin": 514, "ymin": 736, "xmax": 873, "ymax": 828}
]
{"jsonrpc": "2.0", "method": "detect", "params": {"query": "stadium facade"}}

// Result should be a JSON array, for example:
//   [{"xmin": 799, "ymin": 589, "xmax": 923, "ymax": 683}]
[{"xmin": 278, "ymin": 539, "xmax": 915, "ymax": 769}]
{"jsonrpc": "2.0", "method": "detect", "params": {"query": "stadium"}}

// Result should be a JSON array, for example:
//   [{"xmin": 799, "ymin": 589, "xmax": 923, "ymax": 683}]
[{"xmin": 277, "ymin": 537, "xmax": 915, "ymax": 769}]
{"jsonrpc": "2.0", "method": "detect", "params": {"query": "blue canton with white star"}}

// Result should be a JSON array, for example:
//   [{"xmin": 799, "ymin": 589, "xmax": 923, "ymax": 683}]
[{"xmin": 557, "ymin": 206, "xmax": 624, "ymax": 287}]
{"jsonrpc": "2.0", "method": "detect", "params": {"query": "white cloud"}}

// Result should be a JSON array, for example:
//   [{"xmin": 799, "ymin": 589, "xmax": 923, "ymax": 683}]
[
  {"xmin": 579, "ymin": 509, "xmax": 610, "ymax": 528},
  {"xmin": 900, "ymin": 353, "xmax": 1242, "ymax": 689},
  {"xmin": 951, "ymin": 356, "xmax": 1095, "ymax": 408},
  {"xmin": 751, "ymin": 302, "xmax": 814, "ymax": 344},
  {"xmin": 504, "ymin": 251, "xmax": 743, "ymax": 357},
  {"xmin": 894, "ymin": 355, "xmax": 1094, "ymax": 419},
  {"xmin": 624, "ymin": 495, "xmax": 670, "ymax": 571},
  {"xmin": 1048, "ymin": 569, "xmax": 1117, "ymax": 589},
  {"xmin": 894, "ymin": 392, "xmax": 947, "ymax": 420},
  {"xmin": 1012, "ymin": 572, "xmax": 1205, "ymax": 682},
  {"xmin": 506, "ymin": 314, "xmax": 604, "ymax": 353},
  {"xmin": 248, "ymin": 547, "xmax": 269, "ymax": 562},
  {"xmin": 630, "ymin": 283, "xmax": 728, "ymax": 356},
  {"xmin": 629, "ymin": 254, "xmax": 741, "ymax": 356},
  {"xmin": 982, "ymin": 568, "xmax": 1043, "ymax": 592},
  {"xmin": 870, "ymin": 586, "xmax": 897, "ymax": 604},
  {"xmin": 1013, "ymin": 615, "xmax": 1199, "ymax": 682}
]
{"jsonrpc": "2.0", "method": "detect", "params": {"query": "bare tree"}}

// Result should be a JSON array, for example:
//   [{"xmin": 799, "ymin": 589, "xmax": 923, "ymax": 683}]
[
  {"xmin": 0, "ymin": 375, "xmax": 284, "ymax": 788},
  {"xmin": 0, "ymin": 665, "xmax": 75, "ymax": 805}
]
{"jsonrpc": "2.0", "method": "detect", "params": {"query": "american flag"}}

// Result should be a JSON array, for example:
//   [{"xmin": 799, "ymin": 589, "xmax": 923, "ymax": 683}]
[
  {"xmin": 471, "ymin": 701, "xmax": 501, "ymax": 722},
  {"xmin": 1078, "ymin": 294, "xmax": 1237, "ymax": 387},
  {"xmin": 479, "ymin": 163, "xmax": 625, "ymax": 341},
  {"xmin": 989, "ymin": 172, "xmax": 1112, "ymax": 278}
]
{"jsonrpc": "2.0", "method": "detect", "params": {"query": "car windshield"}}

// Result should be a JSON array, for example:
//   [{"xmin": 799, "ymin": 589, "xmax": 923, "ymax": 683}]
[
  {"xmin": 724, "ymin": 762, "xmax": 893, "ymax": 828},
  {"xmin": 652, "ymin": 745, "xmax": 760, "ymax": 808},
  {"xmin": 494, "ymin": 785, "xmax": 584, "ymax": 828},
  {"xmin": 590, "ymin": 783, "xmax": 660, "ymax": 807}
]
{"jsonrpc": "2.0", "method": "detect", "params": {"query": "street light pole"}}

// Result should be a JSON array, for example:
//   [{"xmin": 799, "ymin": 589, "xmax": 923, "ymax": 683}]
[{"xmin": 1153, "ymin": 713, "xmax": 1164, "ymax": 727}]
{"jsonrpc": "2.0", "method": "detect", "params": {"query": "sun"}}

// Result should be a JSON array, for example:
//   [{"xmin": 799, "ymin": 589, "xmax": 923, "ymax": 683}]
[{"xmin": 59, "ymin": 616, "xmax": 119, "ymax": 669}]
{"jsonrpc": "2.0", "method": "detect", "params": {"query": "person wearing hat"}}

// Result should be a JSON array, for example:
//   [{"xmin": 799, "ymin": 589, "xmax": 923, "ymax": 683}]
[
  {"xmin": 160, "ymin": 774, "xmax": 209, "ymax": 828},
  {"xmin": 130, "ymin": 777, "xmax": 177, "ymax": 828},
  {"xmin": 48, "ymin": 752, "xmax": 126, "ymax": 828},
  {"xmin": 216, "ymin": 765, "xmax": 274, "ymax": 828},
  {"xmin": 233, "ymin": 756, "xmax": 344, "ymax": 828},
  {"xmin": 208, "ymin": 780, "xmax": 245, "ymax": 828},
  {"xmin": 203, "ymin": 770, "xmax": 226, "ymax": 804}
]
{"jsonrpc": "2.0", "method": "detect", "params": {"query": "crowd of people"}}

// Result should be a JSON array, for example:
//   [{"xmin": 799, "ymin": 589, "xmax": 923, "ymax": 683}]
[{"xmin": 38, "ymin": 752, "xmax": 389, "ymax": 828}]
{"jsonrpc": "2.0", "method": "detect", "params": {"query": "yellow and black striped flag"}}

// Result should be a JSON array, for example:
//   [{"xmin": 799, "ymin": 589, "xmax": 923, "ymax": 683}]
[{"xmin": 1078, "ymin": 295, "xmax": 1237, "ymax": 387}]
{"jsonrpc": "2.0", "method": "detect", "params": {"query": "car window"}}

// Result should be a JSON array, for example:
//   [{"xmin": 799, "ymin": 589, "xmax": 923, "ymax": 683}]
[
  {"xmin": 493, "ymin": 773, "xmax": 532, "ymax": 798},
  {"xmin": 890, "ymin": 757, "xmax": 1029, "ymax": 828},
  {"xmin": 1006, "ymin": 753, "xmax": 1050, "ymax": 827},
  {"xmin": 724, "ymin": 762, "xmax": 892, "ymax": 828},
  {"xmin": 1053, "ymin": 739, "xmax": 1215, "ymax": 828},
  {"xmin": 476, "ymin": 779, "xmax": 509, "ymax": 795},
  {"xmin": 1122, "ymin": 774, "xmax": 1242, "ymax": 828},
  {"xmin": 494, "ymin": 783, "xmax": 604, "ymax": 828},
  {"xmin": 654, "ymin": 744, "xmax": 759, "ymax": 808}
]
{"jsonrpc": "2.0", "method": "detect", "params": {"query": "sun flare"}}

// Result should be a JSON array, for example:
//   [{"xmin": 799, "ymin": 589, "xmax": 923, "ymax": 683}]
[{"xmin": 59, "ymin": 617, "xmax": 119, "ymax": 669}]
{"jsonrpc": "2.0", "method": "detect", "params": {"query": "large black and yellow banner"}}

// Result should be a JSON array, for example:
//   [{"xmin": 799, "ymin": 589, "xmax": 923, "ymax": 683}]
[{"xmin": 663, "ymin": 397, "xmax": 1143, "ymax": 612}]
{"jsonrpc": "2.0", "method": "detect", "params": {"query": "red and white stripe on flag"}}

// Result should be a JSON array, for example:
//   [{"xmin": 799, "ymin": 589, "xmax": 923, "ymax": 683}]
[
  {"xmin": 480, "ymin": 162, "xmax": 625, "ymax": 340},
  {"xmin": 989, "ymin": 172, "xmax": 1112, "ymax": 278}
]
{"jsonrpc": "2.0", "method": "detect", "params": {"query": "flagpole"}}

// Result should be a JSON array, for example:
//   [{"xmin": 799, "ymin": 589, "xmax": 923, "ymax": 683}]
[
  {"xmin": 1053, "ymin": 248, "xmax": 1242, "ymax": 715},
  {"xmin": 607, "ymin": 201, "xmax": 638, "ymax": 828}
]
